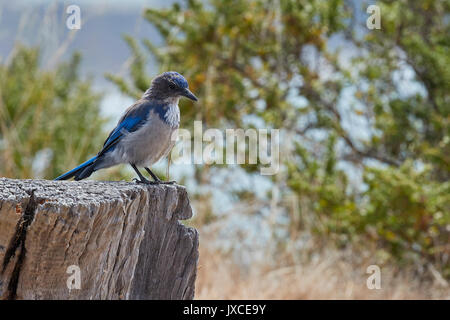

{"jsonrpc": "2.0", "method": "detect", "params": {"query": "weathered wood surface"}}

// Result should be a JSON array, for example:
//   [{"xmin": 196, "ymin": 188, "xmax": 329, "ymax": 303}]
[{"xmin": 0, "ymin": 178, "xmax": 198, "ymax": 300}]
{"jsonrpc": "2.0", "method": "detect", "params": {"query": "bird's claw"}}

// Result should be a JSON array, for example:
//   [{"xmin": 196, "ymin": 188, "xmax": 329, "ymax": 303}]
[
  {"xmin": 133, "ymin": 178, "xmax": 176, "ymax": 185},
  {"xmin": 133, "ymin": 178, "xmax": 156, "ymax": 184}
]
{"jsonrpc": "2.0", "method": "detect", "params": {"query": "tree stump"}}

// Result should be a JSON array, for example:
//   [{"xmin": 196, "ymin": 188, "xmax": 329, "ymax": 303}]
[{"xmin": 0, "ymin": 178, "xmax": 198, "ymax": 300}]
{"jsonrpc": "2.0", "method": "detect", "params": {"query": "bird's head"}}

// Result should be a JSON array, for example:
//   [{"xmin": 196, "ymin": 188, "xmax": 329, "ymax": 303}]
[{"xmin": 146, "ymin": 71, "xmax": 198, "ymax": 102}]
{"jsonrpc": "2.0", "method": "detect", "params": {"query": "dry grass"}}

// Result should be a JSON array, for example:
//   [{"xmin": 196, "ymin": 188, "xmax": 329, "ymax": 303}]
[{"xmin": 195, "ymin": 244, "xmax": 449, "ymax": 300}]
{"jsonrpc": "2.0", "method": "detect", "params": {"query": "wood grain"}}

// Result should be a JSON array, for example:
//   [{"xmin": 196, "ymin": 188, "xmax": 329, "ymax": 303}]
[{"xmin": 0, "ymin": 178, "xmax": 198, "ymax": 300}]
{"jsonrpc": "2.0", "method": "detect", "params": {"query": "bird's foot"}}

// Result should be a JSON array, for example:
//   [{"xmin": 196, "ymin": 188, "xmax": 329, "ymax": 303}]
[
  {"xmin": 133, "ymin": 178, "xmax": 176, "ymax": 185},
  {"xmin": 133, "ymin": 178, "xmax": 158, "ymax": 185}
]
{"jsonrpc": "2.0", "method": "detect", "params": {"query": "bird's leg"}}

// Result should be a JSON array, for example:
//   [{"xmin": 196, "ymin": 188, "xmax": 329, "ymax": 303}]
[
  {"xmin": 144, "ymin": 167, "xmax": 161, "ymax": 182},
  {"xmin": 131, "ymin": 164, "xmax": 154, "ymax": 184},
  {"xmin": 145, "ymin": 167, "xmax": 176, "ymax": 184}
]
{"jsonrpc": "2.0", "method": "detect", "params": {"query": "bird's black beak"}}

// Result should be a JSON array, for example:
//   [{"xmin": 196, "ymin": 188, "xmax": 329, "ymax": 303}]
[{"xmin": 181, "ymin": 88, "xmax": 198, "ymax": 101}]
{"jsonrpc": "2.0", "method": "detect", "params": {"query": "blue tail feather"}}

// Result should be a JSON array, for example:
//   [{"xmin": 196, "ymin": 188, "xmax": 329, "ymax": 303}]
[{"xmin": 55, "ymin": 156, "xmax": 98, "ymax": 181}]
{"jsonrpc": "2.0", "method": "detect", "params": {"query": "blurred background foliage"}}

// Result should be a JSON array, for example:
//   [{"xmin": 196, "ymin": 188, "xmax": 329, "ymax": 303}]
[
  {"xmin": 108, "ymin": 0, "xmax": 449, "ymax": 278},
  {"xmin": 0, "ymin": 0, "xmax": 449, "ymax": 282},
  {"xmin": 0, "ymin": 46, "xmax": 106, "ymax": 179}
]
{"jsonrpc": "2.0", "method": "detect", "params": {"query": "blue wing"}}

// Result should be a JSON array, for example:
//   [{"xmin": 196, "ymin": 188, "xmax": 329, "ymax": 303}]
[
  {"xmin": 55, "ymin": 99, "xmax": 160, "ymax": 181},
  {"xmin": 98, "ymin": 99, "xmax": 155, "ymax": 156}
]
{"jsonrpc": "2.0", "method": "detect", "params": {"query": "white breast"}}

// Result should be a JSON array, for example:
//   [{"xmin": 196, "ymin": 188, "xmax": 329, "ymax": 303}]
[{"xmin": 164, "ymin": 100, "xmax": 180, "ymax": 128}]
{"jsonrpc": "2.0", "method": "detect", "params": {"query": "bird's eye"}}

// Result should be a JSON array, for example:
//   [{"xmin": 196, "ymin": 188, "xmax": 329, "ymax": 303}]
[{"xmin": 169, "ymin": 83, "xmax": 177, "ymax": 90}]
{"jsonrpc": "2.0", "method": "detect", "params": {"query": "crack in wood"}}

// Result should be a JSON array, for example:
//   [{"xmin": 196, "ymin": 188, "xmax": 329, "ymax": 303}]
[
  {"xmin": 1, "ymin": 189, "xmax": 38, "ymax": 299},
  {"xmin": 0, "ymin": 179, "xmax": 198, "ymax": 300}
]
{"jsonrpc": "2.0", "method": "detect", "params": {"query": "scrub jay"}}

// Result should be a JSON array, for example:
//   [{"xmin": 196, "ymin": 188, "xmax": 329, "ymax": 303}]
[{"xmin": 55, "ymin": 71, "xmax": 197, "ymax": 184}]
